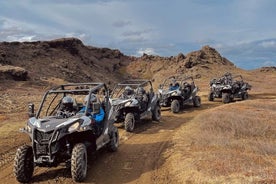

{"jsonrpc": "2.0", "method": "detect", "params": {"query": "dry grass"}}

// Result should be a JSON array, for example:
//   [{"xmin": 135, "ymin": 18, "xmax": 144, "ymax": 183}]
[{"xmin": 169, "ymin": 99, "xmax": 276, "ymax": 183}]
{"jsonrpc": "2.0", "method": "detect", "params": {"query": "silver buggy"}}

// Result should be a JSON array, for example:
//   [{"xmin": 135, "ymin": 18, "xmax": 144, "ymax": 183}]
[{"xmin": 158, "ymin": 76, "xmax": 201, "ymax": 113}]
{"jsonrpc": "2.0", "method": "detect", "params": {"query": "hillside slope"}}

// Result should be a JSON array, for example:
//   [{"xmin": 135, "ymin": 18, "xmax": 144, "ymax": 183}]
[{"xmin": 0, "ymin": 38, "xmax": 132, "ymax": 85}]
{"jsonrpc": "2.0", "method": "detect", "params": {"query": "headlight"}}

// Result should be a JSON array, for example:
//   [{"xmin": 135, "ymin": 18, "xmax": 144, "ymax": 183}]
[
  {"xmin": 68, "ymin": 122, "xmax": 80, "ymax": 133},
  {"xmin": 125, "ymin": 101, "xmax": 131, "ymax": 106},
  {"xmin": 26, "ymin": 125, "xmax": 32, "ymax": 133},
  {"xmin": 172, "ymin": 91, "xmax": 177, "ymax": 96},
  {"xmin": 25, "ymin": 125, "xmax": 32, "ymax": 133}
]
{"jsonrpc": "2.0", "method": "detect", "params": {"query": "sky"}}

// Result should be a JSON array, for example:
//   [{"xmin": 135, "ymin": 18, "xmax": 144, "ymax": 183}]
[{"xmin": 0, "ymin": 0, "xmax": 276, "ymax": 70}]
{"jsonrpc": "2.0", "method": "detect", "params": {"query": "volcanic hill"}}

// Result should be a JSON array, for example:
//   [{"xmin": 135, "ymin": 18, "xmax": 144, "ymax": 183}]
[{"xmin": 0, "ymin": 37, "xmax": 249, "ymax": 89}]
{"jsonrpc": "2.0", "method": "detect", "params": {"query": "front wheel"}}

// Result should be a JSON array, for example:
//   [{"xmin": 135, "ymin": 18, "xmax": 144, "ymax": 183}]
[
  {"xmin": 14, "ymin": 145, "xmax": 34, "ymax": 183},
  {"xmin": 193, "ymin": 96, "xmax": 201, "ymax": 107},
  {"xmin": 242, "ymin": 92, "xmax": 248, "ymax": 100},
  {"xmin": 222, "ymin": 92, "xmax": 230, "ymax": 103},
  {"xmin": 71, "ymin": 143, "xmax": 87, "ymax": 182},
  {"xmin": 125, "ymin": 113, "xmax": 135, "ymax": 132},
  {"xmin": 208, "ymin": 92, "xmax": 214, "ymax": 101},
  {"xmin": 171, "ymin": 99, "xmax": 180, "ymax": 113},
  {"xmin": 152, "ymin": 105, "xmax": 161, "ymax": 121}
]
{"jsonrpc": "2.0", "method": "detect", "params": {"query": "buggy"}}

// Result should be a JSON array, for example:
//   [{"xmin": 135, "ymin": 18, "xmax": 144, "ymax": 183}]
[
  {"xmin": 110, "ymin": 79, "xmax": 161, "ymax": 132},
  {"xmin": 14, "ymin": 83, "xmax": 119, "ymax": 182},
  {"xmin": 158, "ymin": 76, "xmax": 201, "ymax": 113},
  {"xmin": 208, "ymin": 73, "xmax": 252, "ymax": 103}
]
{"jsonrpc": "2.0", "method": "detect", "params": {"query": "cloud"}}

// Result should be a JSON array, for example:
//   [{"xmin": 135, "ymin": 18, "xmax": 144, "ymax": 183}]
[
  {"xmin": 112, "ymin": 20, "xmax": 132, "ymax": 28},
  {"xmin": 259, "ymin": 40, "xmax": 276, "ymax": 48},
  {"xmin": 10, "ymin": 35, "xmax": 36, "ymax": 42},
  {"xmin": 136, "ymin": 48, "xmax": 158, "ymax": 56},
  {"xmin": 262, "ymin": 60, "xmax": 276, "ymax": 67},
  {"xmin": 122, "ymin": 29, "xmax": 152, "ymax": 37},
  {"xmin": 210, "ymin": 38, "xmax": 276, "ymax": 69},
  {"xmin": 0, "ymin": 18, "xmax": 36, "ymax": 41}
]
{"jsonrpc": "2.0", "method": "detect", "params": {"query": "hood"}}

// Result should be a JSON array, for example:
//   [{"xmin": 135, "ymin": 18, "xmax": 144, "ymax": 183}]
[
  {"xmin": 159, "ymin": 88, "xmax": 181, "ymax": 96},
  {"xmin": 111, "ymin": 98, "xmax": 133, "ymax": 106},
  {"xmin": 30, "ymin": 116, "xmax": 80, "ymax": 132}
]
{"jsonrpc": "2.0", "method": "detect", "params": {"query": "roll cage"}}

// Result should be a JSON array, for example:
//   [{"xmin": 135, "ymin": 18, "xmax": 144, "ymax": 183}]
[
  {"xmin": 111, "ymin": 79, "xmax": 153, "ymax": 98},
  {"xmin": 159, "ymin": 76, "xmax": 195, "ymax": 89},
  {"xmin": 35, "ymin": 83, "xmax": 109, "ymax": 118}
]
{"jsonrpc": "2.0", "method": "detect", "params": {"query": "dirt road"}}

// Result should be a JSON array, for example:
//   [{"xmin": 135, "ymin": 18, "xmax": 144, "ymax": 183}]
[{"xmin": 0, "ymin": 100, "xmax": 220, "ymax": 184}]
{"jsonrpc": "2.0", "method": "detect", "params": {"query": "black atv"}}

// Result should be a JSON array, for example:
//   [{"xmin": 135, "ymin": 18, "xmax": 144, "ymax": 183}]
[
  {"xmin": 110, "ymin": 79, "xmax": 161, "ymax": 132},
  {"xmin": 14, "ymin": 83, "xmax": 119, "ymax": 183},
  {"xmin": 158, "ymin": 76, "xmax": 201, "ymax": 113},
  {"xmin": 208, "ymin": 73, "xmax": 252, "ymax": 103}
]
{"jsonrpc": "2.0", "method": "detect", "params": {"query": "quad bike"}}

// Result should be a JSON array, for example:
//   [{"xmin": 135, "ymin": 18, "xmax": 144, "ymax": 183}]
[
  {"xmin": 158, "ymin": 76, "xmax": 201, "ymax": 113},
  {"xmin": 110, "ymin": 79, "xmax": 161, "ymax": 132},
  {"xmin": 208, "ymin": 73, "xmax": 252, "ymax": 103},
  {"xmin": 14, "ymin": 83, "xmax": 119, "ymax": 183}
]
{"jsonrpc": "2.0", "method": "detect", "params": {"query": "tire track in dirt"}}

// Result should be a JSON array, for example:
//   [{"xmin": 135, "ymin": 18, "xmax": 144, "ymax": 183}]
[
  {"xmin": 0, "ymin": 101, "xmax": 221, "ymax": 184},
  {"xmin": 0, "ymin": 149, "xmax": 17, "ymax": 168}
]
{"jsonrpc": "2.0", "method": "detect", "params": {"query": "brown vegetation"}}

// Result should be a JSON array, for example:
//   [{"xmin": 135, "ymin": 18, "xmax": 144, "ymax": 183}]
[{"xmin": 168, "ymin": 98, "xmax": 276, "ymax": 183}]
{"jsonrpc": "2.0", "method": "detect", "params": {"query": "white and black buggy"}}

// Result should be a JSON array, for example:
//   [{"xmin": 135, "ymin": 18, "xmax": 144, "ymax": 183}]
[
  {"xmin": 110, "ymin": 79, "xmax": 161, "ymax": 132},
  {"xmin": 14, "ymin": 83, "xmax": 119, "ymax": 182},
  {"xmin": 158, "ymin": 76, "xmax": 201, "ymax": 113},
  {"xmin": 208, "ymin": 73, "xmax": 252, "ymax": 103}
]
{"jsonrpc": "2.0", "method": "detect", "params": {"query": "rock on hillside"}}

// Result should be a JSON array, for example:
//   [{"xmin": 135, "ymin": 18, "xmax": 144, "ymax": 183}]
[
  {"xmin": 0, "ymin": 64, "xmax": 28, "ymax": 81},
  {"xmin": 0, "ymin": 38, "xmax": 131, "ymax": 85},
  {"xmin": 258, "ymin": 66, "xmax": 276, "ymax": 72}
]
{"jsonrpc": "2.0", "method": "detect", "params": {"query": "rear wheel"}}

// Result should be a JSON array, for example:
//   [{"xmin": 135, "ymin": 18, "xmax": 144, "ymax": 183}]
[
  {"xmin": 152, "ymin": 105, "xmax": 161, "ymax": 121},
  {"xmin": 71, "ymin": 143, "xmax": 87, "ymax": 182},
  {"xmin": 193, "ymin": 96, "xmax": 201, "ymax": 107},
  {"xmin": 14, "ymin": 145, "xmax": 34, "ymax": 183},
  {"xmin": 171, "ymin": 99, "xmax": 180, "ymax": 113},
  {"xmin": 108, "ymin": 127, "xmax": 119, "ymax": 152},
  {"xmin": 222, "ymin": 92, "xmax": 230, "ymax": 103},
  {"xmin": 125, "ymin": 113, "xmax": 135, "ymax": 132}
]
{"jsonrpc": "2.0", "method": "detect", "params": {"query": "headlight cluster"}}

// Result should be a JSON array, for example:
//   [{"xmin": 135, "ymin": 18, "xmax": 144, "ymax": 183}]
[
  {"xmin": 25, "ymin": 125, "xmax": 32, "ymax": 133},
  {"xmin": 125, "ymin": 101, "xmax": 132, "ymax": 107},
  {"xmin": 68, "ymin": 122, "xmax": 80, "ymax": 133},
  {"xmin": 171, "ymin": 91, "xmax": 177, "ymax": 96}
]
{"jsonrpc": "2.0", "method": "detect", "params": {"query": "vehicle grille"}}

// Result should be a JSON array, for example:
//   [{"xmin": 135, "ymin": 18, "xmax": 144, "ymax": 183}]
[
  {"xmin": 34, "ymin": 130, "xmax": 53, "ymax": 155},
  {"xmin": 35, "ymin": 130, "xmax": 53, "ymax": 144},
  {"xmin": 36, "ymin": 144, "xmax": 48, "ymax": 155}
]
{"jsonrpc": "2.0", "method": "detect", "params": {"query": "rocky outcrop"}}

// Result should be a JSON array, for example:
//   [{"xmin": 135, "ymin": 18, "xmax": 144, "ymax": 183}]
[
  {"xmin": 183, "ymin": 45, "xmax": 234, "ymax": 68},
  {"xmin": 0, "ymin": 65, "xmax": 28, "ymax": 81},
  {"xmin": 127, "ymin": 45, "xmax": 237, "ymax": 80},
  {"xmin": 259, "ymin": 66, "xmax": 276, "ymax": 72},
  {"xmin": 0, "ymin": 38, "xmax": 131, "ymax": 84}
]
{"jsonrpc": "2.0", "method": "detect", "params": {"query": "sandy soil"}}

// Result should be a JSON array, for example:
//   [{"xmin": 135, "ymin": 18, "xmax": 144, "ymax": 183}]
[
  {"xmin": 0, "ymin": 71, "xmax": 275, "ymax": 184},
  {"xmin": 0, "ymin": 93, "xmax": 222, "ymax": 184}
]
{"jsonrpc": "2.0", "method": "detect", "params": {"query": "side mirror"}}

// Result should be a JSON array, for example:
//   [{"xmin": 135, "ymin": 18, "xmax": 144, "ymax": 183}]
[
  {"xmin": 92, "ymin": 102, "xmax": 101, "ymax": 114},
  {"xmin": 28, "ymin": 103, "xmax": 35, "ymax": 117}
]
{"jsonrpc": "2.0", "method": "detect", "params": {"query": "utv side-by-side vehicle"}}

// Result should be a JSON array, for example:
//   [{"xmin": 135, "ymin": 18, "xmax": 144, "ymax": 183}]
[
  {"xmin": 208, "ymin": 73, "xmax": 252, "ymax": 103},
  {"xmin": 158, "ymin": 76, "xmax": 201, "ymax": 113},
  {"xmin": 14, "ymin": 83, "xmax": 119, "ymax": 183},
  {"xmin": 110, "ymin": 79, "xmax": 161, "ymax": 132}
]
